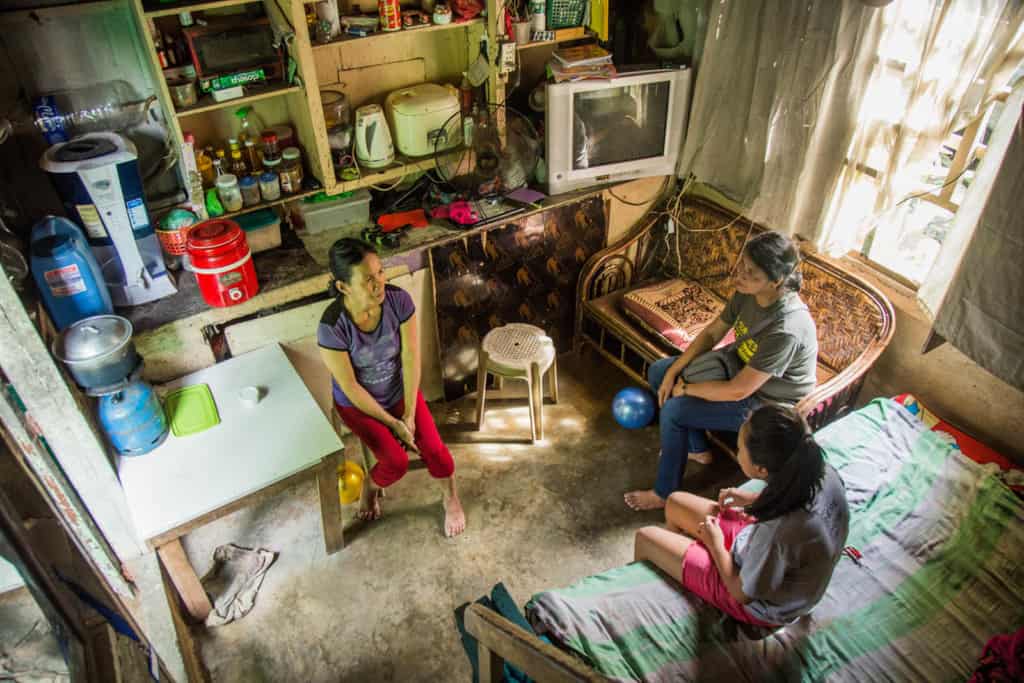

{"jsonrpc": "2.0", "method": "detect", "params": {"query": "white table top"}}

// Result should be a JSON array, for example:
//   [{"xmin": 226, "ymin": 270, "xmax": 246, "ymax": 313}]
[{"xmin": 118, "ymin": 343, "xmax": 342, "ymax": 543}]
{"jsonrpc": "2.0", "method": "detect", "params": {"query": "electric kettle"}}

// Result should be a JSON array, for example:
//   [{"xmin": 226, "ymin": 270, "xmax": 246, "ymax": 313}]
[{"xmin": 354, "ymin": 105, "xmax": 395, "ymax": 169}]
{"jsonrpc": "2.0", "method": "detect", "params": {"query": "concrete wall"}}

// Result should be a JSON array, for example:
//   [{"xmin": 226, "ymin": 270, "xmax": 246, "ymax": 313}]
[{"xmin": 850, "ymin": 263, "xmax": 1024, "ymax": 463}]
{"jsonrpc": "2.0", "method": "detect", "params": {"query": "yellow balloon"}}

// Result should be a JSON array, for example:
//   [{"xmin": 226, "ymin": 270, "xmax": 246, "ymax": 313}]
[{"xmin": 337, "ymin": 460, "xmax": 365, "ymax": 505}]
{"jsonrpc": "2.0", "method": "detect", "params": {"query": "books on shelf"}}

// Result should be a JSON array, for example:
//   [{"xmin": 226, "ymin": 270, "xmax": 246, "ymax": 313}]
[
  {"xmin": 548, "ymin": 60, "xmax": 617, "ymax": 83},
  {"xmin": 552, "ymin": 44, "xmax": 612, "ymax": 68},
  {"xmin": 548, "ymin": 44, "xmax": 615, "ymax": 82}
]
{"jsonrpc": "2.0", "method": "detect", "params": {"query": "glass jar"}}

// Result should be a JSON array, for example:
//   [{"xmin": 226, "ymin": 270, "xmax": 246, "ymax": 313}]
[
  {"xmin": 279, "ymin": 147, "xmax": 303, "ymax": 194},
  {"xmin": 216, "ymin": 174, "xmax": 243, "ymax": 212},
  {"xmin": 261, "ymin": 131, "xmax": 280, "ymax": 165},
  {"xmin": 259, "ymin": 172, "xmax": 281, "ymax": 201},
  {"xmin": 239, "ymin": 175, "xmax": 260, "ymax": 207}
]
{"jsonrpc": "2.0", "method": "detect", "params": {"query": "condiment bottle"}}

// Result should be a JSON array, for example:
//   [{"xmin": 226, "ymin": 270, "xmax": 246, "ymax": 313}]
[
  {"xmin": 195, "ymin": 144, "xmax": 215, "ymax": 186},
  {"xmin": 243, "ymin": 139, "xmax": 261, "ymax": 173},
  {"xmin": 230, "ymin": 148, "xmax": 248, "ymax": 176},
  {"xmin": 239, "ymin": 175, "xmax": 260, "ymax": 207},
  {"xmin": 215, "ymin": 174, "xmax": 243, "ymax": 212},
  {"xmin": 259, "ymin": 172, "xmax": 281, "ymax": 201},
  {"xmin": 261, "ymin": 131, "xmax": 280, "ymax": 165},
  {"xmin": 279, "ymin": 147, "xmax": 303, "ymax": 194}
]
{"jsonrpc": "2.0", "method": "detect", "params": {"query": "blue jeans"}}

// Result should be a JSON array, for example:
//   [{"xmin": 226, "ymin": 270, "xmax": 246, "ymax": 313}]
[{"xmin": 648, "ymin": 356, "xmax": 758, "ymax": 499}]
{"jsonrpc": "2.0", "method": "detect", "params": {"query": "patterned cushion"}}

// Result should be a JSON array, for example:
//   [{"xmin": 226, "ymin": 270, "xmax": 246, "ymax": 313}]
[{"xmin": 620, "ymin": 279, "xmax": 735, "ymax": 352}]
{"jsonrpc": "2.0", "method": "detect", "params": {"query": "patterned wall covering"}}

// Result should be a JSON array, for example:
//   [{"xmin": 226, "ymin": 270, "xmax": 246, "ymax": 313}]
[{"xmin": 430, "ymin": 197, "xmax": 606, "ymax": 400}]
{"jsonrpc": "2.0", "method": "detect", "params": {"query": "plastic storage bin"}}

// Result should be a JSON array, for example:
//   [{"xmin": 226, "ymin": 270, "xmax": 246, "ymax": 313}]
[
  {"xmin": 298, "ymin": 190, "xmax": 372, "ymax": 234},
  {"xmin": 235, "ymin": 209, "xmax": 282, "ymax": 253}
]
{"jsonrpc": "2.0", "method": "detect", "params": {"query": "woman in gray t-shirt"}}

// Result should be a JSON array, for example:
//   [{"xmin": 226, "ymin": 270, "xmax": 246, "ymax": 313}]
[
  {"xmin": 625, "ymin": 231, "xmax": 818, "ymax": 512},
  {"xmin": 634, "ymin": 404, "xmax": 849, "ymax": 627}
]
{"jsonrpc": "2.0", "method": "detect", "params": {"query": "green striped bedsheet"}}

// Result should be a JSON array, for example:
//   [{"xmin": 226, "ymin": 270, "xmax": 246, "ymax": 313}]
[{"xmin": 526, "ymin": 398, "xmax": 1024, "ymax": 682}]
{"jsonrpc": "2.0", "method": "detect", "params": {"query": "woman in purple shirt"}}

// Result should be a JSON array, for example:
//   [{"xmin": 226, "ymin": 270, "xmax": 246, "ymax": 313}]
[{"xmin": 318, "ymin": 238, "xmax": 466, "ymax": 537}]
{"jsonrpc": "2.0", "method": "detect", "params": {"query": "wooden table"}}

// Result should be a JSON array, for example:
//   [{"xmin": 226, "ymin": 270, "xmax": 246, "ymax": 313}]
[{"xmin": 118, "ymin": 343, "xmax": 344, "ymax": 622}]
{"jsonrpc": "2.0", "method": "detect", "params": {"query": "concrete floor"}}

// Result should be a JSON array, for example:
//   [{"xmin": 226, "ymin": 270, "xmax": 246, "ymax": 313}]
[{"xmin": 181, "ymin": 350, "xmax": 743, "ymax": 682}]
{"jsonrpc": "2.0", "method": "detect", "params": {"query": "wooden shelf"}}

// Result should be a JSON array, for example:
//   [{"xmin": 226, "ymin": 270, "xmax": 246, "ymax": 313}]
[
  {"xmin": 311, "ymin": 18, "xmax": 483, "ymax": 52},
  {"xmin": 336, "ymin": 148, "xmax": 467, "ymax": 193},
  {"xmin": 175, "ymin": 83, "xmax": 302, "ymax": 118},
  {"xmin": 217, "ymin": 188, "xmax": 320, "ymax": 221},
  {"xmin": 145, "ymin": 0, "xmax": 259, "ymax": 18}
]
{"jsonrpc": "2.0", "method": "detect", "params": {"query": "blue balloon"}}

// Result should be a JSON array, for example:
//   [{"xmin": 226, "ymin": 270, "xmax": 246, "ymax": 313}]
[{"xmin": 612, "ymin": 387, "xmax": 656, "ymax": 429}]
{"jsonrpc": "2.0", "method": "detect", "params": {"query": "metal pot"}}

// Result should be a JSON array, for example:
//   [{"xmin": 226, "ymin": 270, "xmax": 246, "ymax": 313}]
[{"xmin": 53, "ymin": 315, "xmax": 140, "ymax": 390}]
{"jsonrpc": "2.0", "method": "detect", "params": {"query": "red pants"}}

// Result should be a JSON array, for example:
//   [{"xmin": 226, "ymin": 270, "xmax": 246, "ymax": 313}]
[{"xmin": 335, "ymin": 391, "xmax": 455, "ymax": 488}]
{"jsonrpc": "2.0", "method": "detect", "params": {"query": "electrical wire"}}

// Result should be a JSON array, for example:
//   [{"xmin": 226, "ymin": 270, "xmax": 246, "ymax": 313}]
[
  {"xmin": 606, "ymin": 174, "xmax": 671, "ymax": 206},
  {"xmin": 893, "ymin": 159, "xmax": 975, "ymax": 207}
]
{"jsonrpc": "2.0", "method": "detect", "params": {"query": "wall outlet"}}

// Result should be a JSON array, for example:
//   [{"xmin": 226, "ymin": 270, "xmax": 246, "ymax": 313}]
[{"xmin": 498, "ymin": 41, "xmax": 517, "ymax": 74}]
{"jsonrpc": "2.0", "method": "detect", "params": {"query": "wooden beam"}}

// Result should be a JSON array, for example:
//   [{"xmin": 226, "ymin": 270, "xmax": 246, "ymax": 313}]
[
  {"xmin": 156, "ymin": 540, "xmax": 212, "ymax": 623},
  {"xmin": 464, "ymin": 603, "xmax": 604, "ymax": 682},
  {"xmin": 0, "ymin": 263, "xmax": 146, "ymax": 563}
]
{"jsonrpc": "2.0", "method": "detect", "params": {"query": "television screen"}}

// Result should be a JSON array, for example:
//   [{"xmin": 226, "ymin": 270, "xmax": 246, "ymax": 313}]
[{"xmin": 571, "ymin": 81, "xmax": 671, "ymax": 170}]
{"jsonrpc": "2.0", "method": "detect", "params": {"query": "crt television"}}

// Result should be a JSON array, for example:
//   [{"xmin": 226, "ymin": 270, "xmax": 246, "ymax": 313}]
[{"xmin": 545, "ymin": 68, "xmax": 691, "ymax": 195}]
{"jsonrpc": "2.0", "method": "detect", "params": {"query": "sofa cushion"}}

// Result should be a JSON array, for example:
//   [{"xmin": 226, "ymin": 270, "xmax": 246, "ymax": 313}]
[{"xmin": 620, "ymin": 279, "xmax": 736, "ymax": 352}]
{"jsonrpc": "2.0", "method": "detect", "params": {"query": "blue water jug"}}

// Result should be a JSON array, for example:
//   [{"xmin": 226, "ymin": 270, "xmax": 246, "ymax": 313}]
[
  {"xmin": 30, "ymin": 216, "xmax": 112, "ymax": 330},
  {"xmin": 98, "ymin": 380, "xmax": 168, "ymax": 456}
]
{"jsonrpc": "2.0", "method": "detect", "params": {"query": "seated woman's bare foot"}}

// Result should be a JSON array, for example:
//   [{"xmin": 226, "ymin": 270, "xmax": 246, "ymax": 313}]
[
  {"xmin": 624, "ymin": 489, "xmax": 666, "ymax": 511},
  {"xmin": 358, "ymin": 485, "xmax": 383, "ymax": 521},
  {"xmin": 443, "ymin": 494, "xmax": 466, "ymax": 537}
]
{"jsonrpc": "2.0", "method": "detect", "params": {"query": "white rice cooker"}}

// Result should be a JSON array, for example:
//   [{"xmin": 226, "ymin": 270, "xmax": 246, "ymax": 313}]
[{"xmin": 384, "ymin": 83, "xmax": 462, "ymax": 158}]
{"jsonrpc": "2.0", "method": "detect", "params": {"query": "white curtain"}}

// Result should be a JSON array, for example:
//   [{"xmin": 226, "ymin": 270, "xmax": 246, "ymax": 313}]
[
  {"xmin": 677, "ymin": 0, "xmax": 883, "ymax": 242},
  {"xmin": 819, "ymin": 0, "xmax": 1024, "ymax": 256},
  {"xmin": 915, "ymin": 84, "xmax": 1024, "ymax": 389}
]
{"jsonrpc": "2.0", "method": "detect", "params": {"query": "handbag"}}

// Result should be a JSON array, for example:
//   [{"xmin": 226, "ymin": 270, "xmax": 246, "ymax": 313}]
[{"xmin": 681, "ymin": 300, "xmax": 809, "ymax": 384}]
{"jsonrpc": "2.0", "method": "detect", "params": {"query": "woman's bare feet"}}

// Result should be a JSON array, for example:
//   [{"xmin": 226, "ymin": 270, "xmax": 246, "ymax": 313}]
[
  {"xmin": 624, "ymin": 489, "xmax": 667, "ymax": 511},
  {"xmin": 444, "ymin": 494, "xmax": 466, "ymax": 537},
  {"xmin": 358, "ymin": 482, "xmax": 382, "ymax": 521},
  {"xmin": 689, "ymin": 451, "xmax": 714, "ymax": 465},
  {"xmin": 441, "ymin": 476, "xmax": 466, "ymax": 537}
]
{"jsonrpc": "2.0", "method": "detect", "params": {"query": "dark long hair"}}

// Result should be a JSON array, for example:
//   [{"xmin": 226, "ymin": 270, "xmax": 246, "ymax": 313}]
[
  {"xmin": 326, "ymin": 238, "xmax": 376, "ymax": 299},
  {"xmin": 745, "ymin": 231, "xmax": 802, "ymax": 292},
  {"xmin": 744, "ymin": 404, "xmax": 825, "ymax": 522}
]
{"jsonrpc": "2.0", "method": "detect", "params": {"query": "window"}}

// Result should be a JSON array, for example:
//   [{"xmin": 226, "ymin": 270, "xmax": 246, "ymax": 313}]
[{"xmin": 822, "ymin": 4, "xmax": 1024, "ymax": 287}]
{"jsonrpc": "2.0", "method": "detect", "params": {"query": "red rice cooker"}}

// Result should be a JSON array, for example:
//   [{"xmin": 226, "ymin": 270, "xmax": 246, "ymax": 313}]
[{"xmin": 186, "ymin": 219, "xmax": 258, "ymax": 307}]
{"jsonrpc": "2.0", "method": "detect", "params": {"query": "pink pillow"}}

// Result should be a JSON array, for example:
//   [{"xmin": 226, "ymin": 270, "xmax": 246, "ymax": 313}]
[{"xmin": 621, "ymin": 279, "xmax": 735, "ymax": 352}]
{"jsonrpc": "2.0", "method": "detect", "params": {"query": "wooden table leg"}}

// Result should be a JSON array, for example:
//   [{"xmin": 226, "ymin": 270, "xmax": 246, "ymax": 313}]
[
  {"xmin": 156, "ymin": 539, "xmax": 212, "ymax": 623},
  {"xmin": 475, "ymin": 347, "xmax": 489, "ymax": 431},
  {"xmin": 317, "ymin": 449, "xmax": 344, "ymax": 555},
  {"xmin": 530, "ymin": 362, "xmax": 543, "ymax": 442}
]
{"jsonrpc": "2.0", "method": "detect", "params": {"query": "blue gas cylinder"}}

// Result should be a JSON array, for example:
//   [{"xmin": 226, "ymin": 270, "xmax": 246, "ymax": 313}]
[
  {"xmin": 98, "ymin": 380, "xmax": 168, "ymax": 456},
  {"xmin": 30, "ymin": 216, "xmax": 112, "ymax": 330}
]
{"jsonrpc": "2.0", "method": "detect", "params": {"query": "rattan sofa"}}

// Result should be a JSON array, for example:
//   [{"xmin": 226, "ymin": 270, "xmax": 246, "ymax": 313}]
[{"xmin": 575, "ymin": 196, "xmax": 896, "ymax": 433}]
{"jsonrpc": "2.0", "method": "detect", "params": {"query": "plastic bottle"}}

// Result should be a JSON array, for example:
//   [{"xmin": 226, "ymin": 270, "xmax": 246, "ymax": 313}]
[
  {"xmin": 29, "ymin": 216, "xmax": 113, "ymax": 330},
  {"xmin": 234, "ymin": 106, "xmax": 265, "ymax": 143},
  {"xmin": 213, "ymin": 148, "xmax": 226, "ymax": 177},
  {"xmin": 258, "ymin": 172, "xmax": 281, "ymax": 201},
  {"xmin": 239, "ymin": 175, "xmax": 260, "ymax": 206},
  {"xmin": 459, "ymin": 73, "xmax": 473, "ymax": 114},
  {"xmin": 196, "ymin": 146, "xmax": 215, "ymax": 186}
]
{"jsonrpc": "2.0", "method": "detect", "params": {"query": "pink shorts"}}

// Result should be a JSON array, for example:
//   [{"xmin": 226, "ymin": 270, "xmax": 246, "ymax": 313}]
[{"xmin": 681, "ymin": 508, "xmax": 778, "ymax": 628}]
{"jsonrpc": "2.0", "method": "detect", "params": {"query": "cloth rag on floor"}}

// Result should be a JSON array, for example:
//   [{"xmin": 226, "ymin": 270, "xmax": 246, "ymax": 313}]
[{"xmin": 201, "ymin": 543, "xmax": 277, "ymax": 627}]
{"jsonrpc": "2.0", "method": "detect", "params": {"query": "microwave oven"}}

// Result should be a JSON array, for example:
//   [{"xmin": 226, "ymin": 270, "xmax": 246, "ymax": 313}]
[{"xmin": 183, "ymin": 19, "xmax": 284, "ymax": 90}]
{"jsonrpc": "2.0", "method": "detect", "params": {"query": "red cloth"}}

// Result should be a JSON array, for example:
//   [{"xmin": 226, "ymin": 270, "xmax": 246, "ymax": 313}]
[
  {"xmin": 335, "ymin": 391, "xmax": 455, "ymax": 487},
  {"xmin": 969, "ymin": 627, "xmax": 1024, "ymax": 682},
  {"xmin": 681, "ymin": 508, "xmax": 778, "ymax": 628},
  {"xmin": 378, "ymin": 209, "xmax": 429, "ymax": 232}
]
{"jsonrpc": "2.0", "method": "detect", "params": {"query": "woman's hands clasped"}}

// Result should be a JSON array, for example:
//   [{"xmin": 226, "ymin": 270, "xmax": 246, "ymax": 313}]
[{"xmin": 390, "ymin": 416, "xmax": 420, "ymax": 455}]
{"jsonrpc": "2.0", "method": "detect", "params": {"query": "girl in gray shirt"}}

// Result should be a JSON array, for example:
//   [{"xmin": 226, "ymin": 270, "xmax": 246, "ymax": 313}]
[{"xmin": 634, "ymin": 404, "xmax": 849, "ymax": 627}]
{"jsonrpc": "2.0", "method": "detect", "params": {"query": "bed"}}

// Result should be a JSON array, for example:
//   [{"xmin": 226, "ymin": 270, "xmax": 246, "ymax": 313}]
[{"xmin": 465, "ymin": 398, "xmax": 1024, "ymax": 682}]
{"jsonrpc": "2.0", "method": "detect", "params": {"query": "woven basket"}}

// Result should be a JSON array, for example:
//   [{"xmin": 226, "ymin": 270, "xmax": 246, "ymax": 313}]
[{"xmin": 546, "ymin": 0, "xmax": 586, "ymax": 29}]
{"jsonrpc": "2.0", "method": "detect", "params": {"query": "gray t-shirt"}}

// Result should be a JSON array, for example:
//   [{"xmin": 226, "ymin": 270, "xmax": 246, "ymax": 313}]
[
  {"xmin": 719, "ymin": 291, "xmax": 818, "ymax": 404},
  {"xmin": 731, "ymin": 464, "xmax": 850, "ymax": 624}
]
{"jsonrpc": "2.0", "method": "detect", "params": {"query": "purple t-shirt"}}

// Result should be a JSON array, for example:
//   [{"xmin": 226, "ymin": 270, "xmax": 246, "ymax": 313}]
[{"xmin": 317, "ymin": 285, "xmax": 415, "ymax": 408}]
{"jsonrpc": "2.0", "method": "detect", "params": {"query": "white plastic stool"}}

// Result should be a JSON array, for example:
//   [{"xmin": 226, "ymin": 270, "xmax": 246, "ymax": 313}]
[{"xmin": 475, "ymin": 323, "xmax": 558, "ymax": 442}]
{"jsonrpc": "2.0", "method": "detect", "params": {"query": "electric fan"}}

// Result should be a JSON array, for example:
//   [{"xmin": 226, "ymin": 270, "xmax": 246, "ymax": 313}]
[{"xmin": 433, "ymin": 104, "xmax": 541, "ymax": 195}]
